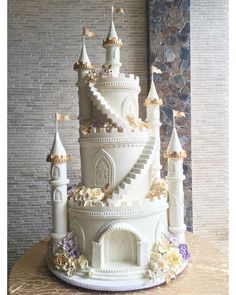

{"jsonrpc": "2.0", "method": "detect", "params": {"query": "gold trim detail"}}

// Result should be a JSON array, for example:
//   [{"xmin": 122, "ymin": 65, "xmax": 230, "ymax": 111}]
[
  {"xmin": 164, "ymin": 150, "xmax": 187, "ymax": 159},
  {"xmin": 73, "ymin": 62, "xmax": 94, "ymax": 71},
  {"xmin": 144, "ymin": 98, "xmax": 163, "ymax": 107},
  {"xmin": 46, "ymin": 154, "xmax": 71, "ymax": 163},
  {"xmin": 102, "ymin": 38, "xmax": 123, "ymax": 48}
]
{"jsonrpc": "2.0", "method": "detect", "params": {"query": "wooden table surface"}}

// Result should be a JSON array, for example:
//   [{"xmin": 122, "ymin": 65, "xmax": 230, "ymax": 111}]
[{"xmin": 9, "ymin": 232, "xmax": 228, "ymax": 295}]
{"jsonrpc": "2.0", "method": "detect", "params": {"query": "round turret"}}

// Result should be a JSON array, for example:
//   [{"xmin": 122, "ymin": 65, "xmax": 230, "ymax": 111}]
[
  {"xmin": 164, "ymin": 122, "xmax": 186, "ymax": 243},
  {"xmin": 74, "ymin": 38, "xmax": 94, "ymax": 121},
  {"xmin": 144, "ymin": 79, "xmax": 163, "ymax": 180},
  {"xmin": 102, "ymin": 21, "xmax": 122, "ymax": 77},
  {"xmin": 47, "ymin": 131, "xmax": 70, "ymax": 252}
]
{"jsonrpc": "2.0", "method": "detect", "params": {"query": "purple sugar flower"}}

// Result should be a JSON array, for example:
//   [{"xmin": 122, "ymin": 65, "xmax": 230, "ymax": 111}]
[
  {"xmin": 63, "ymin": 241, "xmax": 72, "ymax": 251},
  {"xmin": 70, "ymin": 248, "xmax": 79, "ymax": 258},
  {"xmin": 164, "ymin": 232, "xmax": 179, "ymax": 246},
  {"xmin": 179, "ymin": 243, "xmax": 191, "ymax": 261},
  {"xmin": 68, "ymin": 238, "xmax": 73, "ymax": 247}
]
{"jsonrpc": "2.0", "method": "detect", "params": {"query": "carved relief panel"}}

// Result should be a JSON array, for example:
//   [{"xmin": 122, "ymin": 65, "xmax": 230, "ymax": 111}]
[
  {"xmin": 122, "ymin": 94, "xmax": 138, "ymax": 119},
  {"xmin": 94, "ymin": 150, "xmax": 114, "ymax": 188}
]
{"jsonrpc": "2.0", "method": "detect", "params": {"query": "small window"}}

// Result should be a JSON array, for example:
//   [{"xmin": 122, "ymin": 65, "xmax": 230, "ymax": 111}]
[
  {"xmin": 52, "ymin": 166, "xmax": 60, "ymax": 178},
  {"xmin": 53, "ymin": 189, "xmax": 62, "ymax": 202}
]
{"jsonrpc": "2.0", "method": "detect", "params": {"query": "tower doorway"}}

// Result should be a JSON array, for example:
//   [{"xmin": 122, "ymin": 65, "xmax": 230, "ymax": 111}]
[{"xmin": 103, "ymin": 230, "xmax": 137, "ymax": 267}]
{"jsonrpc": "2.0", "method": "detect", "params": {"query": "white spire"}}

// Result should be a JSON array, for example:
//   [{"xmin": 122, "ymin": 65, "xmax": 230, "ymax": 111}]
[
  {"xmin": 78, "ymin": 39, "xmax": 91, "ymax": 65},
  {"xmin": 50, "ymin": 131, "xmax": 67, "ymax": 156},
  {"xmin": 167, "ymin": 127, "xmax": 183, "ymax": 153},
  {"xmin": 107, "ymin": 21, "xmax": 118, "ymax": 39},
  {"xmin": 147, "ymin": 80, "xmax": 160, "ymax": 100}
]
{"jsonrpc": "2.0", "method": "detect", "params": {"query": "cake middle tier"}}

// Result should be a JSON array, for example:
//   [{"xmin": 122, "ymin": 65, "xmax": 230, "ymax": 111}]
[{"xmin": 79, "ymin": 129, "xmax": 150, "ymax": 191}]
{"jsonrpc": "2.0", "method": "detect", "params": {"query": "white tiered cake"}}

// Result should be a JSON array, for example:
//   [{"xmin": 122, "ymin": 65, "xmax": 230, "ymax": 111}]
[{"xmin": 46, "ymin": 14, "xmax": 190, "ymax": 292}]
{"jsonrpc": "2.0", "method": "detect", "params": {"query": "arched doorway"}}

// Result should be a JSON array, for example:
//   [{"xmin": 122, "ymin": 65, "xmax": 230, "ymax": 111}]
[{"xmin": 103, "ymin": 230, "xmax": 137, "ymax": 266}]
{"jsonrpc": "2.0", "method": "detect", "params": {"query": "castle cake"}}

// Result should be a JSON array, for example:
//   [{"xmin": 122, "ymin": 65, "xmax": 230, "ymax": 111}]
[{"xmin": 46, "ymin": 8, "xmax": 190, "ymax": 292}]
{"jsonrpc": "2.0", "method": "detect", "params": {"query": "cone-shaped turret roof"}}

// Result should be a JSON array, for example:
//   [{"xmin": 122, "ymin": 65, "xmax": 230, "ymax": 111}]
[
  {"xmin": 164, "ymin": 126, "xmax": 187, "ymax": 159},
  {"xmin": 79, "ymin": 42, "xmax": 91, "ymax": 65},
  {"xmin": 47, "ymin": 131, "xmax": 71, "ymax": 163},
  {"xmin": 167, "ymin": 127, "xmax": 183, "ymax": 153},
  {"xmin": 107, "ymin": 21, "xmax": 118, "ymax": 39},
  {"xmin": 147, "ymin": 80, "xmax": 160, "ymax": 100},
  {"xmin": 50, "ymin": 131, "xmax": 67, "ymax": 156},
  {"xmin": 144, "ymin": 80, "xmax": 163, "ymax": 107},
  {"xmin": 103, "ymin": 21, "xmax": 123, "ymax": 48},
  {"xmin": 74, "ymin": 39, "xmax": 93, "ymax": 71}
]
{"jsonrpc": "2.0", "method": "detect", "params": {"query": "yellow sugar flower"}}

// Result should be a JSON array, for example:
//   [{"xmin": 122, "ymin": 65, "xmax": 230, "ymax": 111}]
[
  {"xmin": 167, "ymin": 249, "xmax": 182, "ymax": 268},
  {"xmin": 78, "ymin": 255, "xmax": 89, "ymax": 269},
  {"xmin": 88, "ymin": 188, "xmax": 104, "ymax": 200},
  {"xmin": 54, "ymin": 251, "xmax": 69, "ymax": 270}
]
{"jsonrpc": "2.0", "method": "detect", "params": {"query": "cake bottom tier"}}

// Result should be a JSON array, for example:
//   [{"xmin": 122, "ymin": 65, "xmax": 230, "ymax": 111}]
[{"xmin": 46, "ymin": 257, "xmax": 188, "ymax": 292}]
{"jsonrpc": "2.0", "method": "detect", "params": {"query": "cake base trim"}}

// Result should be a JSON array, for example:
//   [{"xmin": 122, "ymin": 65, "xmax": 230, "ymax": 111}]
[{"xmin": 46, "ymin": 257, "xmax": 188, "ymax": 292}]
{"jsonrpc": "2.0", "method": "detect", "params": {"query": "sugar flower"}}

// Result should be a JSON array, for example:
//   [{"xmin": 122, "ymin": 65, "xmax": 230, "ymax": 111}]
[
  {"xmin": 53, "ymin": 232, "xmax": 89, "ymax": 277},
  {"xmin": 166, "ymin": 248, "xmax": 182, "ymax": 268},
  {"xmin": 146, "ymin": 231, "xmax": 189, "ymax": 284},
  {"xmin": 178, "ymin": 243, "xmax": 191, "ymax": 261},
  {"xmin": 147, "ymin": 178, "xmax": 168, "ymax": 199}
]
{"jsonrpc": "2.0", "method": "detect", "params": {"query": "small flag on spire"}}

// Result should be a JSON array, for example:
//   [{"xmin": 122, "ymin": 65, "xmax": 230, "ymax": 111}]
[
  {"xmin": 83, "ymin": 27, "xmax": 96, "ymax": 37},
  {"xmin": 112, "ymin": 6, "xmax": 124, "ymax": 15},
  {"xmin": 151, "ymin": 66, "xmax": 162, "ymax": 74},
  {"xmin": 55, "ymin": 113, "xmax": 70, "ymax": 122},
  {"xmin": 173, "ymin": 110, "xmax": 185, "ymax": 118}
]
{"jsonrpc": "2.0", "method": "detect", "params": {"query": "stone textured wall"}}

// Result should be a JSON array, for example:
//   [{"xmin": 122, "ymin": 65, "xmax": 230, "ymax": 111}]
[
  {"xmin": 191, "ymin": 0, "xmax": 228, "ymax": 254},
  {"xmin": 149, "ymin": 0, "xmax": 191, "ymax": 230},
  {"xmin": 8, "ymin": 0, "xmax": 148, "ymax": 270}
]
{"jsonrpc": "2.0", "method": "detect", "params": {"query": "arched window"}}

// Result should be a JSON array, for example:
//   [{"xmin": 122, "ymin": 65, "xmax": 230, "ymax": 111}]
[
  {"xmin": 52, "ymin": 166, "xmax": 60, "ymax": 178},
  {"xmin": 94, "ymin": 150, "xmax": 114, "ymax": 188},
  {"xmin": 53, "ymin": 189, "xmax": 62, "ymax": 202},
  {"xmin": 122, "ymin": 94, "xmax": 138, "ymax": 119}
]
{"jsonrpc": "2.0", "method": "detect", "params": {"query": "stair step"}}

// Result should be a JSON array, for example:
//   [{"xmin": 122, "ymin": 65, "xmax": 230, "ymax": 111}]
[
  {"xmin": 135, "ymin": 163, "xmax": 144, "ymax": 169},
  {"xmin": 143, "ymin": 149, "xmax": 152, "ymax": 155},
  {"xmin": 138, "ymin": 159, "xmax": 147, "ymax": 164},
  {"xmin": 124, "ymin": 177, "xmax": 132, "ymax": 184},
  {"xmin": 132, "ymin": 168, "xmax": 141, "ymax": 174},
  {"xmin": 119, "ymin": 183, "xmax": 125, "ymax": 189},
  {"xmin": 140, "ymin": 154, "xmax": 150, "ymax": 159},
  {"xmin": 128, "ymin": 172, "xmax": 136, "ymax": 179},
  {"xmin": 145, "ymin": 145, "xmax": 154, "ymax": 150},
  {"xmin": 148, "ymin": 140, "xmax": 156, "ymax": 144}
]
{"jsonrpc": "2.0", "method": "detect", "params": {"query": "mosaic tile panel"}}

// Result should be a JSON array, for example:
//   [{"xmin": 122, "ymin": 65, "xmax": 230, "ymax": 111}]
[{"xmin": 148, "ymin": 0, "xmax": 191, "ymax": 230}]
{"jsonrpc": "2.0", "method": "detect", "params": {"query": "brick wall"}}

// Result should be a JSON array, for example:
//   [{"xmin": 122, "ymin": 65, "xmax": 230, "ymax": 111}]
[
  {"xmin": 8, "ymin": 0, "xmax": 148, "ymax": 270},
  {"xmin": 191, "ymin": 0, "xmax": 228, "ymax": 254}
]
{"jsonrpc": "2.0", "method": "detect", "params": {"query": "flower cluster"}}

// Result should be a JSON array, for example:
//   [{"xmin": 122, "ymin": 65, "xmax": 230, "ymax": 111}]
[
  {"xmin": 87, "ymin": 65, "xmax": 112, "ymax": 83},
  {"xmin": 68, "ymin": 184, "xmax": 112, "ymax": 207},
  {"xmin": 146, "ymin": 178, "xmax": 168, "ymax": 199},
  {"xmin": 127, "ymin": 114, "xmax": 150, "ymax": 131},
  {"xmin": 80, "ymin": 119, "xmax": 116, "ymax": 135},
  {"xmin": 53, "ymin": 233, "xmax": 89, "ymax": 277},
  {"xmin": 146, "ymin": 233, "xmax": 190, "ymax": 284}
]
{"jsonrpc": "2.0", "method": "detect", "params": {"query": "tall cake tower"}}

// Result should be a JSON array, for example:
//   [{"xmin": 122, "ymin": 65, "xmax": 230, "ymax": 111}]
[
  {"xmin": 164, "ymin": 113, "xmax": 187, "ymax": 243},
  {"xmin": 46, "ymin": 8, "xmax": 189, "ymax": 292},
  {"xmin": 47, "ymin": 130, "xmax": 71, "ymax": 250}
]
